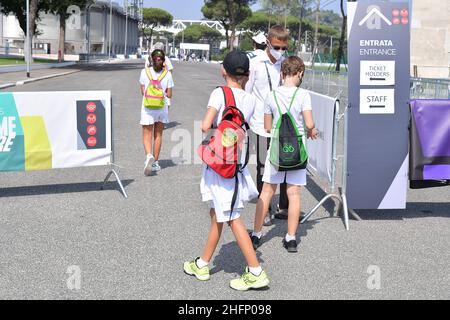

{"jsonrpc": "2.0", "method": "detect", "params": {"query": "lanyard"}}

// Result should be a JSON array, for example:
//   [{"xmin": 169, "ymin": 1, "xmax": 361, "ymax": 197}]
[{"xmin": 264, "ymin": 61, "xmax": 282, "ymax": 91}]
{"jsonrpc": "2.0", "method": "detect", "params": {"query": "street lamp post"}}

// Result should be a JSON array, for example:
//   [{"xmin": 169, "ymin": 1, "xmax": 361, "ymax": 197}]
[
  {"xmin": 181, "ymin": 29, "xmax": 185, "ymax": 59},
  {"xmin": 26, "ymin": 0, "xmax": 30, "ymax": 78},
  {"xmin": 108, "ymin": 0, "xmax": 113, "ymax": 62},
  {"xmin": 124, "ymin": 0, "xmax": 128, "ymax": 57},
  {"xmin": 172, "ymin": 33, "xmax": 175, "ymax": 56}
]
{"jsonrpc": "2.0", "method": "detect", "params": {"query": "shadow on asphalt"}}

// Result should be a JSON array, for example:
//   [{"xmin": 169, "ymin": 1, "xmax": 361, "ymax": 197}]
[
  {"xmin": 209, "ymin": 217, "xmax": 318, "ymax": 276},
  {"xmin": 0, "ymin": 180, "xmax": 134, "ymax": 198},
  {"xmin": 164, "ymin": 121, "xmax": 181, "ymax": 130},
  {"xmin": 158, "ymin": 159, "xmax": 178, "ymax": 170},
  {"xmin": 305, "ymin": 175, "xmax": 450, "ymax": 221},
  {"xmin": 305, "ymin": 175, "xmax": 338, "ymax": 215},
  {"xmin": 353, "ymin": 202, "xmax": 450, "ymax": 221},
  {"xmin": 78, "ymin": 62, "xmax": 143, "ymax": 72},
  {"xmin": 210, "ymin": 241, "xmax": 264, "ymax": 276}
]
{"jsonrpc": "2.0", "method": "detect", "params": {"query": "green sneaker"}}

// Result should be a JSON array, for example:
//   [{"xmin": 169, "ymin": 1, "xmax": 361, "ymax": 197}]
[
  {"xmin": 230, "ymin": 267, "xmax": 270, "ymax": 291},
  {"xmin": 183, "ymin": 258, "xmax": 211, "ymax": 281}
]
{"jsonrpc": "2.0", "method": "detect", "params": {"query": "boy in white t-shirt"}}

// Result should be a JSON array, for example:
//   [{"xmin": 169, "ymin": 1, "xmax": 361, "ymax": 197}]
[
  {"xmin": 251, "ymin": 56, "xmax": 319, "ymax": 253},
  {"xmin": 183, "ymin": 51, "xmax": 270, "ymax": 291},
  {"xmin": 139, "ymin": 49, "xmax": 174, "ymax": 175}
]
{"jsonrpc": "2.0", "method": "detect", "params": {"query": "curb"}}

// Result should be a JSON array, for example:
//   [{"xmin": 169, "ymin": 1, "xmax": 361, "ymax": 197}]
[
  {"xmin": 0, "ymin": 61, "xmax": 77, "ymax": 74},
  {"xmin": 0, "ymin": 69, "xmax": 81, "ymax": 90}
]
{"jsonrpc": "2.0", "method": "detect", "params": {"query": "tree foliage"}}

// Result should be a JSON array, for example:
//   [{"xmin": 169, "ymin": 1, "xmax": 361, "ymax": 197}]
[
  {"xmin": 202, "ymin": 0, "xmax": 255, "ymax": 50},
  {"xmin": 241, "ymin": 11, "xmax": 337, "ymax": 39},
  {"xmin": 257, "ymin": 0, "xmax": 342, "ymax": 53},
  {"xmin": 44, "ymin": 0, "xmax": 91, "ymax": 60},
  {"xmin": 45, "ymin": 0, "xmax": 89, "ymax": 19},
  {"xmin": 142, "ymin": 7, "xmax": 173, "ymax": 28},
  {"xmin": 141, "ymin": 7, "xmax": 173, "ymax": 45},
  {"xmin": 0, "ymin": 0, "xmax": 90, "ymax": 40},
  {"xmin": 176, "ymin": 24, "xmax": 223, "ymax": 43},
  {"xmin": 0, "ymin": 0, "xmax": 46, "ymax": 35},
  {"xmin": 240, "ymin": 12, "xmax": 270, "ymax": 32}
]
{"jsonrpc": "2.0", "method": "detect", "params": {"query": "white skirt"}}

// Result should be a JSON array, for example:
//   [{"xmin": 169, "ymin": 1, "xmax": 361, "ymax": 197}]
[
  {"xmin": 140, "ymin": 106, "xmax": 169, "ymax": 125},
  {"xmin": 262, "ymin": 156, "xmax": 307, "ymax": 186},
  {"xmin": 200, "ymin": 165, "xmax": 259, "ymax": 223}
]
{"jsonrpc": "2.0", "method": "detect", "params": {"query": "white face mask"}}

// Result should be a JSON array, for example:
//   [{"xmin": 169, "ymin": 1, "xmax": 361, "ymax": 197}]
[{"xmin": 270, "ymin": 48, "xmax": 285, "ymax": 61}]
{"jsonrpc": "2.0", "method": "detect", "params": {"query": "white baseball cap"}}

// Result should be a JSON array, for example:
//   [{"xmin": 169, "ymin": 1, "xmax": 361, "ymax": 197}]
[{"xmin": 252, "ymin": 33, "xmax": 267, "ymax": 45}]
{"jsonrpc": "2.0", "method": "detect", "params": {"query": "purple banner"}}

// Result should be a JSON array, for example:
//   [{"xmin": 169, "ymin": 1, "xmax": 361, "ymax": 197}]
[
  {"xmin": 423, "ymin": 165, "xmax": 450, "ymax": 180},
  {"xmin": 410, "ymin": 100, "xmax": 450, "ymax": 157},
  {"xmin": 410, "ymin": 99, "xmax": 450, "ymax": 183}
]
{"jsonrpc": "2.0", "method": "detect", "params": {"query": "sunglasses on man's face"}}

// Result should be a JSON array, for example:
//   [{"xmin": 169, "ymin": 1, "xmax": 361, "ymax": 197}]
[{"xmin": 270, "ymin": 43, "xmax": 288, "ymax": 51}]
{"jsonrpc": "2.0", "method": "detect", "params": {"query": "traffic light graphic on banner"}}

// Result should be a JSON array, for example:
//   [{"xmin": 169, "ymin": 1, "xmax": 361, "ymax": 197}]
[{"xmin": 76, "ymin": 100, "xmax": 106, "ymax": 150}]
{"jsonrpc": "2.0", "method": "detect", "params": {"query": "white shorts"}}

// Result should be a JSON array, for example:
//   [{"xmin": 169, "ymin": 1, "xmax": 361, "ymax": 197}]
[
  {"xmin": 140, "ymin": 106, "xmax": 169, "ymax": 125},
  {"xmin": 209, "ymin": 201, "xmax": 242, "ymax": 223},
  {"xmin": 262, "ymin": 157, "xmax": 307, "ymax": 186},
  {"xmin": 201, "ymin": 165, "xmax": 258, "ymax": 224}
]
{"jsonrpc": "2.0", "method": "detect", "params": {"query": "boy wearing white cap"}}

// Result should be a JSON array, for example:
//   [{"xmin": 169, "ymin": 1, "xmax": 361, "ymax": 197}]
[{"xmin": 247, "ymin": 32, "xmax": 267, "ymax": 61}]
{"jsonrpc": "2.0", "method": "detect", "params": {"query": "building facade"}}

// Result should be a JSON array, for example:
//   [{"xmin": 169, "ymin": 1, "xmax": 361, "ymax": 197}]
[
  {"xmin": 411, "ymin": 0, "xmax": 450, "ymax": 78},
  {"xmin": 0, "ymin": 0, "xmax": 139, "ymax": 57}
]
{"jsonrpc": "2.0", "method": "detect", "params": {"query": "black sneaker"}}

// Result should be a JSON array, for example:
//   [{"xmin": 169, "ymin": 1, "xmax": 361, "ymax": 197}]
[
  {"xmin": 282, "ymin": 239, "xmax": 298, "ymax": 253},
  {"xmin": 249, "ymin": 232, "xmax": 261, "ymax": 250}
]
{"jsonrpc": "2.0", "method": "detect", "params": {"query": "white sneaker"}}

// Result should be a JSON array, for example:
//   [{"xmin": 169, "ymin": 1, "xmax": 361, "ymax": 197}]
[
  {"xmin": 144, "ymin": 154, "xmax": 155, "ymax": 176},
  {"xmin": 151, "ymin": 161, "xmax": 161, "ymax": 172}
]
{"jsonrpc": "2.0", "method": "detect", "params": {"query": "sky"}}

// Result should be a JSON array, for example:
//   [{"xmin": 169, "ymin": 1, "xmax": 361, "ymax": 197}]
[{"xmin": 142, "ymin": 0, "xmax": 341, "ymax": 20}]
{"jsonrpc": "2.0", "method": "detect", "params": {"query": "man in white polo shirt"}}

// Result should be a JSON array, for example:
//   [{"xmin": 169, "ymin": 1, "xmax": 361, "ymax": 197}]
[{"xmin": 246, "ymin": 25, "xmax": 290, "ymax": 237}]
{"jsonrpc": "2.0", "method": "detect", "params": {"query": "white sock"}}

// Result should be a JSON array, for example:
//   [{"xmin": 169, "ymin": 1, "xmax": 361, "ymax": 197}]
[
  {"xmin": 285, "ymin": 233, "xmax": 296, "ymax": 242},
  {"xmin": 249, "ymin": 266, "xmax": 263, "ymax": 277},
  {"xmin": 196, "ymin": 257, "xmax": 209, "ymax": 269},
  {"xmin": 252, "ymin": 231, "xmax": 262, "ymax": 239},
  {"xmin": 146, "ymin": 153, "xmax": 154, "ymax": 159}
]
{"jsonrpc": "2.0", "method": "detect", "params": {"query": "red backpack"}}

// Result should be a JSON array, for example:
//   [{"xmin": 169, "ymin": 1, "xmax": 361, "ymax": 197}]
[{"xmin": 197, "ymin": 86, "xmax": 250, "ymax": 215}]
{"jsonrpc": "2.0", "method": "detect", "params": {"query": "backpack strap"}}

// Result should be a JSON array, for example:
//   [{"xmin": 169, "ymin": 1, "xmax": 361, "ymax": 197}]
[
  {"xmin": 157, "ymin": 68, "xmax": 169, "ymax": 81},
  {"xmin": 145, "ymin": 65, "xmax": 154, "ymax": 81},
  {"xmin": 220, "ymin": 86, "xmax": 236, "ymax": 108},
  {"xmin": 273, "ymin": 87, "xmax": 307, "ymax": 139},
  {"xmin": 220, "ymin": 86, "xmax": 249, "ymax": 130},
  {"xmin": 146, "ymin": 66, "xmax": 168, "ymax": 82},
  {"xmin": 273, "ymin": 87, "xmax": 300, "ymax": 115}
]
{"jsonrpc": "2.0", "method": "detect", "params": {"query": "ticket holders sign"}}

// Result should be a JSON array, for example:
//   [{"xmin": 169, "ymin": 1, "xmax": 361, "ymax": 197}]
[{"xmin": 346, "ymin": 0, "xmax": 411, "ymax": 209}]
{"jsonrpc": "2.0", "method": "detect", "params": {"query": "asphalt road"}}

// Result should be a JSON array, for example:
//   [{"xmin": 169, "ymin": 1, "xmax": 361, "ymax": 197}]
[{"xmin": 0, "ymin": 60, "xmax": 449, "ymax": 300}]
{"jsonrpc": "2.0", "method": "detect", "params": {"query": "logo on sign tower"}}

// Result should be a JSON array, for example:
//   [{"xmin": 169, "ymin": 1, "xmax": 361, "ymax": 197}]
[{"xmin": 359, "ymin": 5, "xmax": 392, "ymax": 30}]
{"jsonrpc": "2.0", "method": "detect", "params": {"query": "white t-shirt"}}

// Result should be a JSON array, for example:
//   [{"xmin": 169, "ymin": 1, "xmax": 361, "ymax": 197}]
[
  {"xmin": 245, "ymin": 50, "xmax": 285, "ymax": 133},
  {"xmin": 207, "ymin": 87, "xmax": 256, "ymax": 128},
  {"xmin": 264, "ymin": 86, "xmax": 312, "ymax": 136},
  {"xmin": 139, "ymin": 67, "xmax": 174, "ymax": 108}
]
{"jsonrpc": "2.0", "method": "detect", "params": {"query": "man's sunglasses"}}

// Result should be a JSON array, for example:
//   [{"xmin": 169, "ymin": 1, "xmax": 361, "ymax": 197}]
[{"xmin": 269, "ymin": 43, "xmax": 288, "ymax": 51}]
